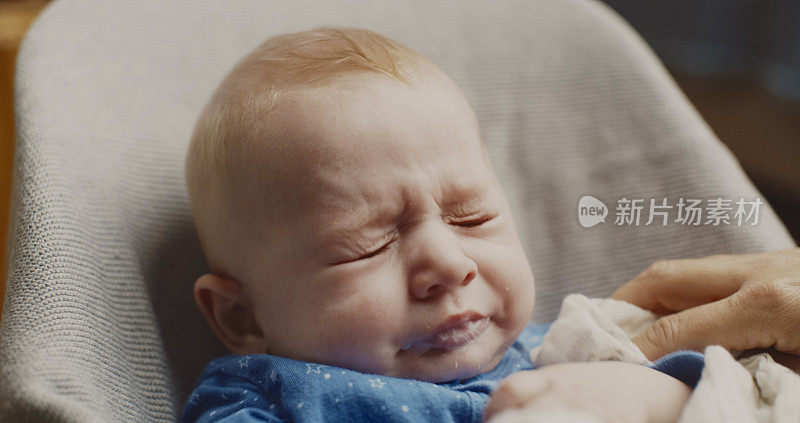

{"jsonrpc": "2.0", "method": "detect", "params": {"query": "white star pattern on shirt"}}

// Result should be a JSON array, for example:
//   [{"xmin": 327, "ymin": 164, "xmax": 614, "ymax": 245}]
[
  {"xmin": 305, "ymin": 363, "xmax": 327, "ymax": 374},
  {"xmin": 270, "ymin": 370, "xmax": 278, "ymax": 384},
  {"xmin": 368, "ymin": 378, "xmax": 385, "ymax": 389},
  {"xmin": 188, "ymin": 393, "xmax": 199, "ymax": 405},
  {"xmin": 238, "ymin": 357, "xmax": 249, "ymax": 369}
]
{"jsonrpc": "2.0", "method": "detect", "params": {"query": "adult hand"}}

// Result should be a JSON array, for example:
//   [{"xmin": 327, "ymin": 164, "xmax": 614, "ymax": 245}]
[{"xmin": 610, "ymin": 248, "xmax": 800, "ymax": 371}]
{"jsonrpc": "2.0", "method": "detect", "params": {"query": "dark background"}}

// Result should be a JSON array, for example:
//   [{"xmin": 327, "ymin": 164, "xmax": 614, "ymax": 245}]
[{"xmin": 600, "ymin": 0, "xmax": 800, "ymax": 243}]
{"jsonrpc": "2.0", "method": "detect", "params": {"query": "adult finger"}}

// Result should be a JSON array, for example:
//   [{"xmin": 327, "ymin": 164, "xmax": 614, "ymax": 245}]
[
  {"xmin": 610, "ymin": 254, "xmax": 752, "ymax": 314},
  {"xmin": 630, "ymin": 289, "xmax": 774, "ymax": 361}
]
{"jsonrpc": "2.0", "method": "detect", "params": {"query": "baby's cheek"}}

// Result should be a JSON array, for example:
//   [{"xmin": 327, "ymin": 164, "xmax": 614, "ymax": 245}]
[
  {"xmin": 318, "ymin": 308, "xmax": 405, "ymax": 373},
  {"xmin": 484, "ymin": 246, "xmax": 535, "ymax": 316},
  {"xmin": 302, "ymin": 272, "xmax": 408, "ymax": 367}
]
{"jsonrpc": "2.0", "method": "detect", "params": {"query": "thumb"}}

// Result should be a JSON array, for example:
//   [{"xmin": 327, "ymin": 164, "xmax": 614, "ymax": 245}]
[{"xmin": 631, "ymin": 291, "xmax": 768, "ymax": 361}]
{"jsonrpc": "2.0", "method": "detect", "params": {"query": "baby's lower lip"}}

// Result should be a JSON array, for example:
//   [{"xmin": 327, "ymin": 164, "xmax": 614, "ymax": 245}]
[{"xmin": 422, "ymin": 317, "xmax": 490, "ymax": 350}]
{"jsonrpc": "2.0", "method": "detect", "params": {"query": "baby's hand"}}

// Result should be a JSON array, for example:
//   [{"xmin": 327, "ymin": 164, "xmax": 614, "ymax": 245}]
[{"xmin": 483, "ymin": 361, "xmax": 691, "ymax": 423}]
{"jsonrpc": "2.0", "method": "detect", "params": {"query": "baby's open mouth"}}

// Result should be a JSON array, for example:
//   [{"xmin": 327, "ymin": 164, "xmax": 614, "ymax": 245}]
[
  {"xmin": 403, "ymin": 313, "xmax": 490, "ymax": 351},
  {"xmin": 427, "ymin": 317, "xmax": 490, "ymax": 349}
]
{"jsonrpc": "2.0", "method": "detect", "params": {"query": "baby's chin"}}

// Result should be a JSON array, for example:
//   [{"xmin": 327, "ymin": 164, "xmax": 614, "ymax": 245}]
[
  {"xmin": 422, "ymin": 350, "xmax": 506, "ymax": 383},
  {"xmin": 391, "ymin": 332, "xmax": 509, "ymax": 383}
]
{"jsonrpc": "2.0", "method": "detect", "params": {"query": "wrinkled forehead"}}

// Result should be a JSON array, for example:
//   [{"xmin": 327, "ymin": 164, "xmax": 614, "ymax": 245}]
[
  {"xmin": 262, "ymin": 76, "xmax": 483, "ymax": 178},
  {"xmin": 272, "ymin": 76, "xmax": 494, "ymax": 208}
]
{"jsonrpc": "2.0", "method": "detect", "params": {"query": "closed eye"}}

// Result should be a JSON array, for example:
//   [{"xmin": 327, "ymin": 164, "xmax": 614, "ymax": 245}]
[
  {"xmin": 453, "ymin": 215, "xmax": 495, "ymax": 228},
  {"xmin": 359, "ymin": 242, "xmax": 390, "ymax": 260}
]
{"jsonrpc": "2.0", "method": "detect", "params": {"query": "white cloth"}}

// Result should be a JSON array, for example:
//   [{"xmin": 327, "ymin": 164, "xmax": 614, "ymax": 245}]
[{"xmin": 491, "ymin": 294, "xmax": 800, "ymax": 423}]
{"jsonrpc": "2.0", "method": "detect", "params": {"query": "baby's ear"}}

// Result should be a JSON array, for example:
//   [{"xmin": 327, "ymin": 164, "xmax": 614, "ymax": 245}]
[{"xmin": 194, "ymin": 273, "xmax": 266, "ymax": 355}]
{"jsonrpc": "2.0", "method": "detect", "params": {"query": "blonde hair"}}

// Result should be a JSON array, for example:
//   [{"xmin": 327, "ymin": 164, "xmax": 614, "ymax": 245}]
[{"xmin": 185, "ymin": 26, "xmax": 439, "ymax": 278}]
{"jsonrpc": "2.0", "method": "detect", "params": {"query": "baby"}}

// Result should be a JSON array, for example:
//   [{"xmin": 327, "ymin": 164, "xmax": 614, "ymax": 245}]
[{"xmin": 182, "ymin": 26, "xmax": 701, "ymax": 422}]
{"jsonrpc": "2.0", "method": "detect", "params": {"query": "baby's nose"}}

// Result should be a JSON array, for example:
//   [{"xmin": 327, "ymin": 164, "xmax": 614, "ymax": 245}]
[
  {"xmin": 410, "ymin": 267, "xmax": 476, "ymax": 299},
  {"xmin": 407, "ymin": 225, "xmax": 478, "ymax": 299}
]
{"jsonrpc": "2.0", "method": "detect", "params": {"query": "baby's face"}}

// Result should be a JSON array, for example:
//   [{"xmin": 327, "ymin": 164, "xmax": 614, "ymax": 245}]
[{"xmin": 237, "ymin": 74, "xmax": 535, "ymax": 383}]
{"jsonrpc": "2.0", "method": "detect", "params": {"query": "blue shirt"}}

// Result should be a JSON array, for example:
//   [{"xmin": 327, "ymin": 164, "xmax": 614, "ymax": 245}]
[{"xmin": 181, "ymin": 322, "xmax": 704, "ymax": 422}]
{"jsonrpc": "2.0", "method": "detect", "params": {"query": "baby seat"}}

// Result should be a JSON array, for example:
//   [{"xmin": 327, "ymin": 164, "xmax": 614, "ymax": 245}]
[{"xmin": 1, "ymin": 0, "xmax": 795, "ymax": 421}]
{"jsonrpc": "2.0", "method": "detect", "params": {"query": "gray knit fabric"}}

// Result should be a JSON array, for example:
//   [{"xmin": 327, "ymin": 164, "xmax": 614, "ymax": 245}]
[{"xmin": 1, "ymin": 0, "xmax": 794, "ymax": 421}]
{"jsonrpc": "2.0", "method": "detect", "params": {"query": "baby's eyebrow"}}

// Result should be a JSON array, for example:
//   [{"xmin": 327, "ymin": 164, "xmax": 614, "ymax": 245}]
[
  {"xmin": 314, "ymin": 204, "xmax": 395, "ymax": 247},
  {"xmin": 439, "ymin": 185, "xmax": 493, "ymax": 214},
  {"xmin": 315, "ymin": 184, "xmax": 495, "ymax": 244}
]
